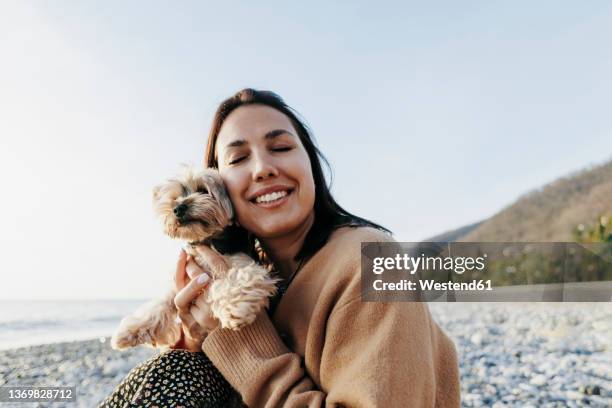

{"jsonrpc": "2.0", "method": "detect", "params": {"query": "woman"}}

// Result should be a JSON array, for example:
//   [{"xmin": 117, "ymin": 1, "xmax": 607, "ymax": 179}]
[{"xmin": 100, "ymin": 89, "xmax": 460, "ymax": 407}]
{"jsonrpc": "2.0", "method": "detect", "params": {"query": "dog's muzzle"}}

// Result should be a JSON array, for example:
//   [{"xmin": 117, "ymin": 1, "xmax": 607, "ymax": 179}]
[{"xmin": 174, "ymin": 203, "xmax": 188, "ymax": 219}]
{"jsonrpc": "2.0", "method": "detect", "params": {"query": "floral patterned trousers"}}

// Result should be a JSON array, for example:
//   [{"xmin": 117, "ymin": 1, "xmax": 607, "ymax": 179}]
[{"xmin": 97, "ymin": 349, "xmax": 242, "ymax": 408}]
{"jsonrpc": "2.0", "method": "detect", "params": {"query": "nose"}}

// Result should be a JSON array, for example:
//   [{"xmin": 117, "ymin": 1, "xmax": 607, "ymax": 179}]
[
  {"xmin": 252, "ymin": 153, "xmax": 279, "ymax": 181},
  {"xmin": 173, "ymin": 203, "xmax": 188, "ymax": 219}
]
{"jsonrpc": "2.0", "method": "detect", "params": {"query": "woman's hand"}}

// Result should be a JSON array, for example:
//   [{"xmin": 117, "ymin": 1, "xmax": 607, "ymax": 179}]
[{"xmin": 173, "ymin": 246, "xmax": 227, "ymax": 352}]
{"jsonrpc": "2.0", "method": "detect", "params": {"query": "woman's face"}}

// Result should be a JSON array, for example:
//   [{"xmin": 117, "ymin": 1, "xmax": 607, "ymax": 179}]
[{"xmin": 215, "ymin": 105, "xmax": 316, "ymax": 239}]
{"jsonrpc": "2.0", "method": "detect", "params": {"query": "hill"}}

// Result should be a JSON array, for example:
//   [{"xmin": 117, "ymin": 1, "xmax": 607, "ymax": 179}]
[{"xmin": 431, "ymin": 159, "xmax": 612, "ymax": 242}]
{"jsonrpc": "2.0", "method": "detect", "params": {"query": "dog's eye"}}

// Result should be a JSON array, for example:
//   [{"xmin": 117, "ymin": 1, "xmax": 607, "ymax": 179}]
[{"xmin": 196, "ymin": 187, "xmax": 208, "ymax": 195}]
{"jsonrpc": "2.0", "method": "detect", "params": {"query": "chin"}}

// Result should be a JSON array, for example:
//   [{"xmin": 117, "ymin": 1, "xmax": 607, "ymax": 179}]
[
  {"xmin": 253, "ymin": 223, "xmax": 296, "ymax": 239},
  {"xmin": 253, "ymin": 215, "xmax": 312, "ymax": 239}
]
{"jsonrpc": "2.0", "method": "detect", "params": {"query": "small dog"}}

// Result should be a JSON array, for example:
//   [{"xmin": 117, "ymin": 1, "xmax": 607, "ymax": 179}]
[{"xmin": 111, "ymin": 167, "xmax": 279, "ymax": 350}]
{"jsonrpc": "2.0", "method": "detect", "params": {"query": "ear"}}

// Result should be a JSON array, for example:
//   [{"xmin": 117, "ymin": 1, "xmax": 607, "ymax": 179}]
[
  {"xmin": 152, "ymin": 185, "xmax": 162, "ymax": 202},
  {"xmin": 200, "ymin": 169, "xmax": 234, "ymax": 220}
]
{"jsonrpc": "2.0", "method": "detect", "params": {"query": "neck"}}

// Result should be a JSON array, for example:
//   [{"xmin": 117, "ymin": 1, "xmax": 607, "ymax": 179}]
[{"xmin": 259, "ymin": 212, "xmax": 315, "ymax": 280}]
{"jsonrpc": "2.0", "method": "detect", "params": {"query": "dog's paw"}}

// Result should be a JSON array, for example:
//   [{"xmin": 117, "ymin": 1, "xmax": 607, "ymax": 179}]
[
  {"xmin": 111, "ymin": 294, "xmax": 182, "ymax": 350},
  {"xmin": 208, "ymin": 263, "xmax": 280, "ymax": 330}
]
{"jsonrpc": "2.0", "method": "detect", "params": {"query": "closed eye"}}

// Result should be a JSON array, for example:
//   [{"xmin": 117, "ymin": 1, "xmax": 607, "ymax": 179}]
[
  {"xmin": 228, "ymin": 146, "xmax": 292, "ymax": 165},
  {"xmin": 228, "ymin": 156, "xmax": 247, "ymax": 165}
]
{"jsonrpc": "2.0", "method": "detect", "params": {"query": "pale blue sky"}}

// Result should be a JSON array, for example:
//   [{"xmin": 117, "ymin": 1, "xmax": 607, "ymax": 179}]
[{"xmin": 1, "ymin": 1, "xmax": 611, "ymax": 299}]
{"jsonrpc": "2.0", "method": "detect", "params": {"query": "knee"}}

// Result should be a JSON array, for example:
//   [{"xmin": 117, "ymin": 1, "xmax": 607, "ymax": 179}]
[{"xmin": 143, "ymin": 350, "xmax": 237, "ymax": 405}]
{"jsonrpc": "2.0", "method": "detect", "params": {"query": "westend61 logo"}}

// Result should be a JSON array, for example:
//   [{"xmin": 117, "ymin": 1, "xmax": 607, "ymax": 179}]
[{"xmin": 361, "ymin": 242, "xmax": 612, "ymax": 302}]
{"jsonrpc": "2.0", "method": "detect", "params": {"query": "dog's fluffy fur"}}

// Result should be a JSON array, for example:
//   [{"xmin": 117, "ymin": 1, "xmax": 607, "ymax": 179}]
[{"xmin": 111, "ymin": 167, "xmax": 278, "ymax": 350}]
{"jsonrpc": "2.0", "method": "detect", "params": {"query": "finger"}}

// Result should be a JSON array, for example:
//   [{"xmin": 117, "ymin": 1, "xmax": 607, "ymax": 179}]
[
  {"xmin": 190, "ymin": 305, "xmax": 217, "ymax": 332},
  {"xmin": 192, "ymin": 245, "xmax": 229, "ymax": 277},
  {"xmin": 177, "ymin": 309, "xmax": 205, "ymax": 339},
  {"xmin": 195, "ymin": 293, "xmax": 208, "ymax": 308},
  {"xmin": 190, "ymin": 297, "xmax": 218, "ymax": 331},
  {"xmin": 186, "ymin": 258, "xmax": 204, "ymax": 280},
  {"xmin": 174, "ymin": 273, "xmax": 212, "ymax": 312},
  {"xmin": 175, "ymin": 250, "xmax": 189, "ymax": 291}
]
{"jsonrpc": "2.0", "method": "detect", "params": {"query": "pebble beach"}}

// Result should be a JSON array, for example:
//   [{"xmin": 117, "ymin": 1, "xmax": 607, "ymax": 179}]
[{"xmin": 0, "ymin": 303, "xmax": 610, "ymax": 407}]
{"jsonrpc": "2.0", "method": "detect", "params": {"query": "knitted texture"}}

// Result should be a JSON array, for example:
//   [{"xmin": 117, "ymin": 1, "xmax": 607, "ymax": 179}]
[{"xmin": 202, "ymin": 226, "xmax": 461, "ymax": 407}]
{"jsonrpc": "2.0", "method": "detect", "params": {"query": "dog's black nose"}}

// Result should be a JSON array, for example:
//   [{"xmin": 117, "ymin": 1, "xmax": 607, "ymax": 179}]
[{"xmin": 173, "ymin": 203, "xmax": 188, "ymax": 219}]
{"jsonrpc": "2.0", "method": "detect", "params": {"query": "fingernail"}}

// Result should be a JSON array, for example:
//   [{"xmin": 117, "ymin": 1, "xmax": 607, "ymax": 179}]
[{"xmin": 197, "ymin": 274, "xmax": 210, "ymax": 284}]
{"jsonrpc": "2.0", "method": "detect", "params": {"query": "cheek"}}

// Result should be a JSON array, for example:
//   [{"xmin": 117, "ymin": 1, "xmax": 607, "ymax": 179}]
[
  {"xmin": 303, "ymin": 177, "xmax": 316, "ymax": 210},
  {"xmin": 294, "ymin": 157, "xmax": 315, "ymax": 199},
  {"xmin": 301, "ymin": 170, "xmax": 315, "ymax": 199},
  {"xmin": 222, "ymin": 180, "xmax": 251, "ymax": 225},
  {"xmin": 219, "ymin": 170, "xmax": 246, "ymax": 206}
]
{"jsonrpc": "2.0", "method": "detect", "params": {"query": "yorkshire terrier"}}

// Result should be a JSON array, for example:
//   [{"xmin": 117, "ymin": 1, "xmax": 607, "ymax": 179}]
[{"xmin": 111, "ymin": 167, "xmax": 279, "ymax": 350}]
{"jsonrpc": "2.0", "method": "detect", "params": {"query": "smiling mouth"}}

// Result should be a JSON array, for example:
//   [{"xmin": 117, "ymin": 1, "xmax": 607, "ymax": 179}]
[{"xmin": 251, "ymin": 189, "xmax": 294, "ymax": 204}]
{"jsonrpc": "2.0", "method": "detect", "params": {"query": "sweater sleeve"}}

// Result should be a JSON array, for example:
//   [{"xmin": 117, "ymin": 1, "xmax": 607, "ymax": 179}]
[
  {"xmin": 202, "ymin": 312, "xmax": 325, "ymax": 407},
  {"xmin": 201, "ymin": 297, "xmax": 460, "ymax": 407}
]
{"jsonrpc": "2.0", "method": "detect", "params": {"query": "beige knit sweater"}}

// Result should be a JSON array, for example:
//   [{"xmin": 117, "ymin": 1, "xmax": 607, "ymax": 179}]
[{"xmin": 202, "ymin": 226, "xmax": 461, "ymax": 407}]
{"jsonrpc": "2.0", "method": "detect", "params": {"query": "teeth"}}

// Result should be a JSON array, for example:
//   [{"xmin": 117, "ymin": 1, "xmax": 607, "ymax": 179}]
[{"xmin": 255, "ymin": 190, "xmax": 288, "ymax": 204}]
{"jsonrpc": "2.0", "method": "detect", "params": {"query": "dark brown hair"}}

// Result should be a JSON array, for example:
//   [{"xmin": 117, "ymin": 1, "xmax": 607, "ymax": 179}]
[{"xmin": 204, "ymin": 88, "xmax": 390, "ymax": 263}]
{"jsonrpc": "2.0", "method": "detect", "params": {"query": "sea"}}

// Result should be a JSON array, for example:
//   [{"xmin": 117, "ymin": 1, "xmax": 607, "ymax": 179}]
[{"xmin": 0, "ymin": 299, "xmax": 149, "ymax": 350}]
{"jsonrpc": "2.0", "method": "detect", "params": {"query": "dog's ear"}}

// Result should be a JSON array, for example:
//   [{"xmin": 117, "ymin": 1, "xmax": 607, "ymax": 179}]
[
  {"xmin": 152, "ymin": 184, "xmax": 162, "ymax": 202},
  {"xmin": 199, "ymin": 169, "xmax": 234, "ymax": 220}
]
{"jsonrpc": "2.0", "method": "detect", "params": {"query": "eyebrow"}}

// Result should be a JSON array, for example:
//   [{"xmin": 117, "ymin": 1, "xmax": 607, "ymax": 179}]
[{"xmin": 224, "ymin": 129, "xmax": 294, "ymax": 149}]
